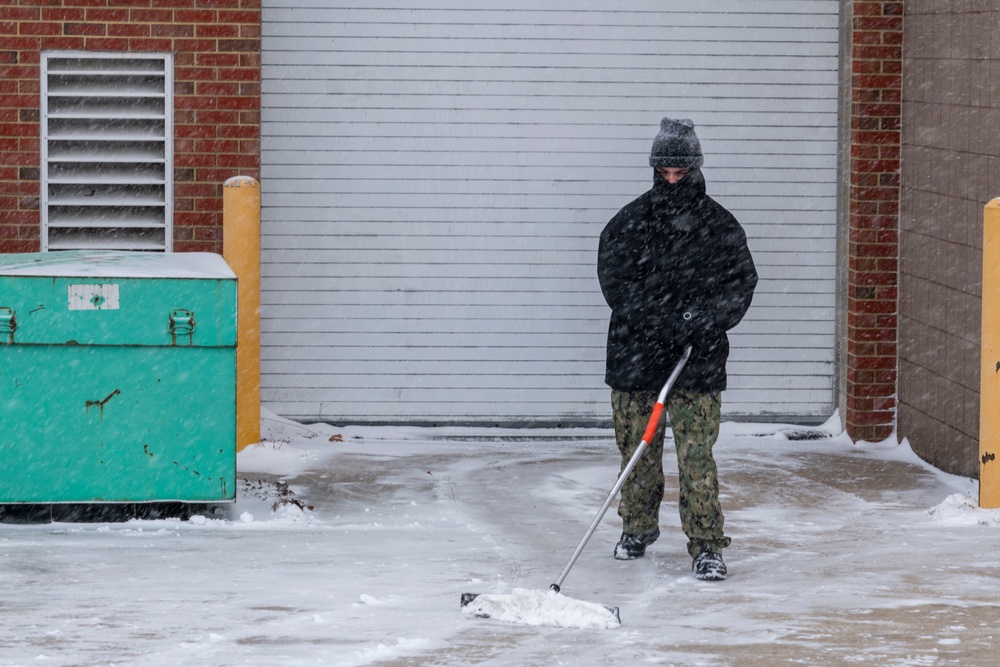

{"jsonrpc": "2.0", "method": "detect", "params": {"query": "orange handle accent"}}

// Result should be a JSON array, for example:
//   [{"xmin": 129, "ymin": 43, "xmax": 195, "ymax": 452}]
[{"xmin": 641, "ymin": 402, "xmax": 664, "ymax": 445}]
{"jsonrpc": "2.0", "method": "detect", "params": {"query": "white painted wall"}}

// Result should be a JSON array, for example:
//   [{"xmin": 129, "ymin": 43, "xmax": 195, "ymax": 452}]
[{"xmin": 260, "ymin": 0, "xmax": 840, "ymax": 424}]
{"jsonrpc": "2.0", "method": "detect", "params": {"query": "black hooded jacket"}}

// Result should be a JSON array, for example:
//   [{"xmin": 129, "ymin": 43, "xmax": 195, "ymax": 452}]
[{"xmin": 597, "ymin": 169, "xmax": 757, "ymax": 393}]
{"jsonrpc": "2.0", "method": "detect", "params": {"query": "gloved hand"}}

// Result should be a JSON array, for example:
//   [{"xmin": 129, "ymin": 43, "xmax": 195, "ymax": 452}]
[{"xmin": 673, "ymin": 304, "xmax": 716, "ymax": 344}]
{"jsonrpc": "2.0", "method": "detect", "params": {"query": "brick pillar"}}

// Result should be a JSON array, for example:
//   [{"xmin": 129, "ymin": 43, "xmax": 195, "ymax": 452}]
[
  {"xmin": 0, "ymin": 6, "xmax": 42, "ymax": 253},
  {"xmin": 846, "ymin": 1, "xmax": 902, "ymax": 441}
]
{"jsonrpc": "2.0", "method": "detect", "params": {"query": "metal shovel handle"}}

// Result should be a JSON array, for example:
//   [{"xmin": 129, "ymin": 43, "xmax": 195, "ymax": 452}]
[{"xmin": 550, "ymin": 345, "xmax": 692, "ymax": 593}]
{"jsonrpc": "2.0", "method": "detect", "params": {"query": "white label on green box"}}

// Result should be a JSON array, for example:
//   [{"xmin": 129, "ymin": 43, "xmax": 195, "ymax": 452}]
[{"xmin": 68, "ymin": 284, "xmax": 120, "ymax": 311}]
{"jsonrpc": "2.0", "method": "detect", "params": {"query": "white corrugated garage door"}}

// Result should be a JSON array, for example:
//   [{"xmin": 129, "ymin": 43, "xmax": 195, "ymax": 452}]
[{"xmin": 260, "ymin": 0, "xmax": 840, "ymax": 424}]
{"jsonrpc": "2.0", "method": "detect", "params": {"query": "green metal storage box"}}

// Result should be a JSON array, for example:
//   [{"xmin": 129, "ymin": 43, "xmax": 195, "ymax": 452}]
[{"xmin": 0, "ymin": 251, "xmax": 237, "ymax": 504}]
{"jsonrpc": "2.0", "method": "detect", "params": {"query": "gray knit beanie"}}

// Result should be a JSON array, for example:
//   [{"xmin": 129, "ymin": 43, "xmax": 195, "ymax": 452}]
[{"xmin": 649, "ymin": 118, "xmax": 704, "ymax": 168}]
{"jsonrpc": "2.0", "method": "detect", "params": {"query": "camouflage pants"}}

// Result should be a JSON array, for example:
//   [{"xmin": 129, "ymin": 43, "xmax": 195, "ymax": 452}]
[{"xmin": 611, "ymin": 388, "xmax": 730, "ymax": 558}]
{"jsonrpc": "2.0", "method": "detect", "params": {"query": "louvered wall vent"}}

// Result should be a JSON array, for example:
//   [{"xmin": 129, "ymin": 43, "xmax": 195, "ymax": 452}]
[{"xmin": 41, "ymin": 52, "xmax": 173, "ymax": 251}]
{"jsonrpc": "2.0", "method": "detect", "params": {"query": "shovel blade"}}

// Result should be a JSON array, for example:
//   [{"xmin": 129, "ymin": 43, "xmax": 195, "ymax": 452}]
[{"xmin": 460, "ymin": 589, "xmax": 621, "ymax": 628}]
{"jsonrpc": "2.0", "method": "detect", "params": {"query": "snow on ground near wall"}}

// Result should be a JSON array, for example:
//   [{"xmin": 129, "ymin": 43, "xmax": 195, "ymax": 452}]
[{"xmin": 2, "ymin": 410, "xmax": 1000, "ymax": 666}]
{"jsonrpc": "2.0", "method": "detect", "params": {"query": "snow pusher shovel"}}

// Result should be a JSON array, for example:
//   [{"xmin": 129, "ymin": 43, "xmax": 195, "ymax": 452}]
[{"xmin": 461, "ymin": 345, "xmax": 693, "ymax": 628}]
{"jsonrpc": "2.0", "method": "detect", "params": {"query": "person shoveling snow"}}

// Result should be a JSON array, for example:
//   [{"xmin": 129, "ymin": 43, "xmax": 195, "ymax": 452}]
[
  {"xmin": 597, "ymin": 118, "xmax": 757, "ymax": 579},
  {"xmin": 461, "ymin": 349, "xmax": 691, "ymax": 628}
]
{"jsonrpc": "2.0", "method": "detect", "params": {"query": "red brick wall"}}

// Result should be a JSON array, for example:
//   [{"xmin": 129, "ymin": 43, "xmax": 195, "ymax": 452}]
[
  {"xmin": 846, "ymin": 1, "xmax": 902, "ymax": 442},
  {"xmin": 0, "ymin": 0, "xmax": 261, "ymax": 253}
]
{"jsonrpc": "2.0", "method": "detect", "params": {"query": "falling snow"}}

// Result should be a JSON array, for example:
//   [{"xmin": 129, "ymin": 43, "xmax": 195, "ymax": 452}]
[{"xmin": 1, "ymin": 411, "xmax": 999, "ymax": 666}]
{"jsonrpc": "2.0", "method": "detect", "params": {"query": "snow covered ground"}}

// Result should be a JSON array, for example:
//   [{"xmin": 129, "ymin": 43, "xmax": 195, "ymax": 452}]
[{"xmin": 3, "ymin": 410, "xmax": 1000, "ymax": 666}]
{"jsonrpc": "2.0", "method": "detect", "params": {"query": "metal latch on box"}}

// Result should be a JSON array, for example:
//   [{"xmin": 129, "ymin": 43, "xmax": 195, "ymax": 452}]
[
  {"xmin": 0, "ymin": 307, "xmax": 15, "ymax": 344},
  {"xmin": 169, "ymin": 309, "xmax": 195, "ymax": 346}
]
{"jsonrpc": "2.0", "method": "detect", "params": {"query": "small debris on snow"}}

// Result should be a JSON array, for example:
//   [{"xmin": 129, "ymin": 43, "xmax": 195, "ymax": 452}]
[
  {"xmin": 777, "ymin": 428, "xmax": 834, "ymax": 441},
  {"xmin": 240, "ymin": 512, "xmax": 254, "ymax": 523},
  {"xmin": 239, "ymin": 478, "xmax": 314, "ymax": 512}
]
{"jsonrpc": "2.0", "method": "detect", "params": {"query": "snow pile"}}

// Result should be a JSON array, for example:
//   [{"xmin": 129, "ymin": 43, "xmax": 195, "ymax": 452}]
[
  {"xmin": 720, "ymin": 410, "xmax": 851, "ymax": 442},
  {"xmin": 461, "ymin": 588, "xmax": 621, "ymax": 630},
  {"xmin": 352, "ymin": 637, "xmax": 431, "ymax": 663},
  {"xmin": 927, "ymin": 493, "xmax": 1000, "ymax": 526},
  {"xmin": 239, "ymin": 409, "xmax": 344, "ymax": 477}
]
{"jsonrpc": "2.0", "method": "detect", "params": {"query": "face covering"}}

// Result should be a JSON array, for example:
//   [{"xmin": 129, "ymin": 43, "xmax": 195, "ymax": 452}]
[{"xmin": 651, "ymin": 167, "xmax": 706, "ymax": 214}]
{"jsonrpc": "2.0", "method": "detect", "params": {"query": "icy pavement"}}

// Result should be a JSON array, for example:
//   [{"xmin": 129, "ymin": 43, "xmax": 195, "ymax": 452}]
[{"xmin": 2, "ymin": 412, "xmax": 1000, "ymax": 666}]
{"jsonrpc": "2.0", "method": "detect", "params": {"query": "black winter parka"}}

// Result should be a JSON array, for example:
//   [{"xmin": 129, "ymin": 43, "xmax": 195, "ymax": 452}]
[{"xmin": 598, "ymin": 170, "xmax": 758, "ymax": 393}]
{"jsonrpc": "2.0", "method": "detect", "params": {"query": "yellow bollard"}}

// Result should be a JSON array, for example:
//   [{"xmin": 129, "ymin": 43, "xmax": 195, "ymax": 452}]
[
  {"xmin": 980, "ymin": 198, "xmax": 1000, "ymax": 507},
  {"xmin": 223, "ymin": 176, "xmax": 261, "ymax": 452}
]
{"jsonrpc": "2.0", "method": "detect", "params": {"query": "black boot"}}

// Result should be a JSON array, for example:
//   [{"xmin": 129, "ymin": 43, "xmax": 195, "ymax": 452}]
[
  {"xmin": 613, "ymin": 528, "xmax": 660, "ymax": 560},
  {"xmin": 692, "ymin": 550, "xmax": 727, "ymax": 580}
]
